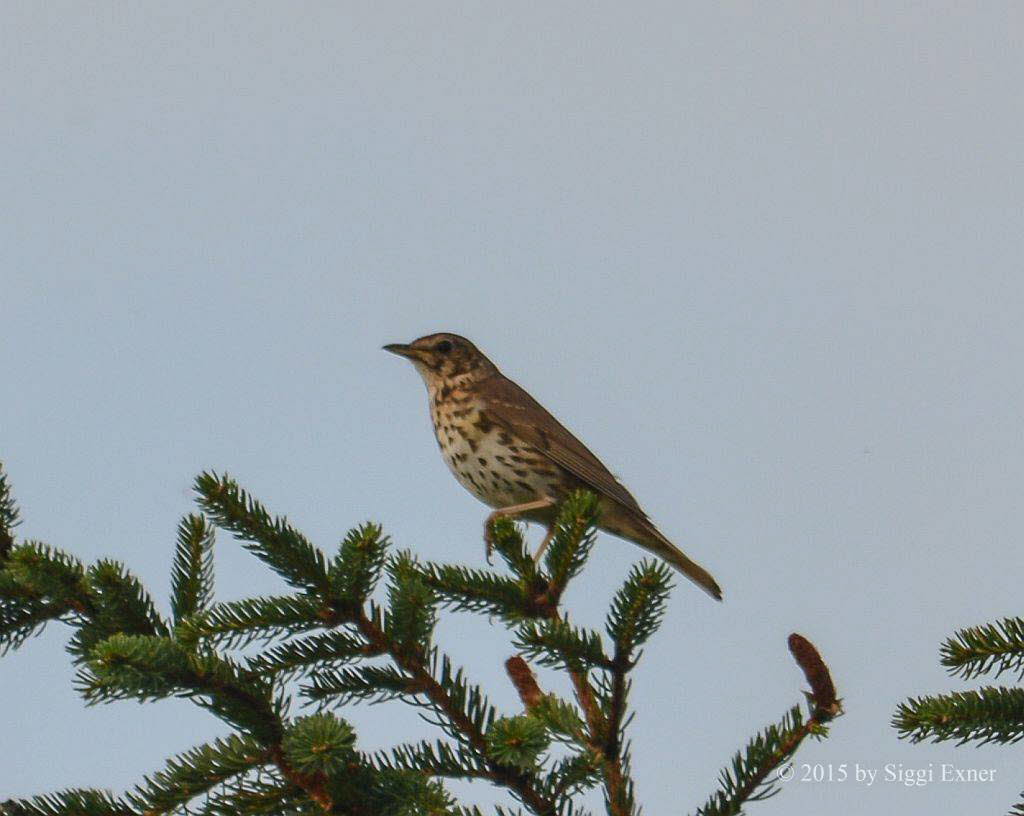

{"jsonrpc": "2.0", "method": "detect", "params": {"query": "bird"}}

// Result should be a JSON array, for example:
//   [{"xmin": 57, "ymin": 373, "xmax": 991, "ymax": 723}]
[{"xmin": 384, "ymin": 333, "xmax": 722, "ymax": 600}]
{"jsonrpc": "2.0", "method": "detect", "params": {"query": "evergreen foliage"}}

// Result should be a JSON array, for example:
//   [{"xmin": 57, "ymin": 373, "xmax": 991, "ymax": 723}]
[
  {"xmin": 0, "ymin": 460, "xmax": 839, "ymax": 815},
  {"xmin": 895, "ymin": 614, "xmax": 1024, "ymax": 812}
]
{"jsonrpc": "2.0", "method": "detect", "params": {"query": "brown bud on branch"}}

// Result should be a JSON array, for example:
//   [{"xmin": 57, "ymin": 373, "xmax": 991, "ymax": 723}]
[
  {"xmin": 505, "ymin": 655, "xmax": 543, "ymax": 710},
  {"xmin": 788, "ymin": 633, "xmax": 840, "ymax": 720}
]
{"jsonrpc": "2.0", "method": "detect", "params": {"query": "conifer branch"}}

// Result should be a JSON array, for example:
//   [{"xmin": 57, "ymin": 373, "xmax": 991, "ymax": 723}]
[
  {"xmin": 1, "ymin": 464, "xmax": 840, "ymax": 816},
  {"xmin": 125, "ymin": 733, "xmax": 272, "ymax": 813},
  {"xmin": 605, "ymin": 562, "xmax": 671, "ymax": 658},
  {"xmin": 191, "ymin": 778, "xmax": 309, "ymax": 816},
  {"xmin": 694, "ymin": 635, "xmax": 840, "ymax": 816},
  {"xmin": 896, "ymin": 613, "xmax": 1024, "ymax": 814},
  {"xmin": 304, "ymin": 663, "xmax": 427, "ymax": 704},
  {"xmin": 0, "ymin": 789, "xmax": 136, "ymax": 816},
  {"xmin": 1, "ymin": 542, "xmax": 97, "ymax": 652},
  {"xmin": 176, "ymin": 594, "xmax": 326, "ymax": 649},
  {"xmin": 345, "ymin": 611, "xmax": 559, "ymax": 815},
  {"xmin": 515, "ymin": 617, "xmax": 614, "ymax": 671},
  {"xmin": 489, "ymin": 517, "xmax": 541, "ymax": 582},
  {"xmin": 694, "ymin": 706, "xmax": 812, "ymax": 816},
  {"xmin": 384, "ymin": 551, "xmax": 438, "ymax": 657},
  {"xmin": 418, "ymin": 561, "xmax": 538, "ymax": 621},
  {"xmin": 194, "ymin": 472, "xmax": 330, "ymax": 596},
  {"xmin": 544, "ymin": 750, "xmax": 603, "ymax": 801},
  {"xmin": 78, "ymin": 633, "xmax": 284, "ymax": 740},
  {"xmin": 78, "ymin": 560, "xmax": 171, "ymax": 645},
  {"xmin": 541, "ymin": 493, "xmax": 599, "ymax": 601},
  {"xmin": 246, "ymin": 628, "xmax": 381, "ymax": 680},
  {"xmin": 0, "ymin": 593, "xmax": 74, "ymax": 654},
  {"xmin": 940, "ymin": 617, "xmax": 1024, "ymax": 681},
  {"xmin": 0, "ymin": 461, "xmax": 19, "ymax": 561},
  {"xmin": 375, "ymin": 740, "xmax": 491, "ymax": 780},
  {"xmin": 3, "ymin": 542, "xmax": 89, "ymax": 607},
  {"xmin": 893, "ymin": 686, "xmax": 1024, "ymax": 745},
  {"xmin": 171, "ymin": 514, "xmax": 216, "ymax": 623},
  {"xmin": 328, "ymin": 523, "xmax": 389, "ymax": 607}
]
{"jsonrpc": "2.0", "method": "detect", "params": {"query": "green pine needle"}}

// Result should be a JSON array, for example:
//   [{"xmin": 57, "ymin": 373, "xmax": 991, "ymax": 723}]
[
  {"xmin": 375, "ymin": 739, "xmax": 489, "ymax": 780},
  {"xmin": 87, "ymin": 560, "xmax": 170, "ymax": 637},
  {"xmin": 246, "ymin": 628, "xmax": 380, "ymax": 680},
  {"xmin": 126, "ymin": 733, "xmax": 270, "ymax": 812},
  {"xmin": 1, "ymin": 542, "xmax": 95, "ymax": 656},
  {"xmin": 694, "ymin": 705, "xmax": 807, "ymax": 816},
  {"xmin": 488, "ymin": 517, "xmax": 536, "ymax": 579},
  {"xmin": 78, "ymin": 633, "xmax": 195, "ymax": 705},
  {"xmin": 427, "ymin": 649, "xmax": 499, "ymax": 742},
  {"xmin": 893, "ymin": 686, "xmax": 1024, "ymax": 745},
  {"xmin": 176, "ymin": 594, "xmax": 325, "ymax": 649},
  {"xmin": 605, "ymin": 561, "xmax": 672, "ymax": 657},
  {"xmin": 170, "ymin": 514, "xmax": 216, "ymax": 624},
  {"xmin": 545, "ymin": 750, "xmax": 602, "ymax": 799},
  {"xmin": 941, "ymin": 617, "xmax": 1024, "ymax": 681},
  {"xmin": 485, "ymin": 715, "xmax": 550, "ymax": 771},
  {"xmin": 191, "ymin": 779, "xmax": 311, "ymax": 816},
  {"xmin": 282, "ymin": 713, "xmax": 356, "ymax": 776},
  {"xmin": 303, "ymin": 664, "xmax": 423, "ymax": 705},
  {"xmin": 515, "ymin": 618, "xmax": 613, "ymax": 671},
  {"xmin": 4, "ymin": 541, "xmax": 86, "ymax": 602},
  {"xmin": 78, "ymin": 633, "xmax": 280, "ymax": 741},
  {"xmin": 0, "ymin": 592, "xmax": 73, "ymax": 654},
  {"xmin": 329, "ymin": 523, "xmax": 389, "ymax": 606},
  {"xmin": 194, "ymin": 472, "xmax": 330, "ymax": 596},
  {"xmin": 0, "ymin": 461, "xmax": 20, "ymax": 560},
  {"xmin": 384, "ymin": 552, "xmax": 438, "ymax": 656},
  {"xmin": 0, "ymin": 789, "xmax": 135, "ymax": 816},
  {"xmin": 416, "ymin": 561, "xmax": 534, "ymax": 622},
  {"xmin": 528, "ymin": 694, "xmax": 588, "ymax": 743},
  {"xmin": 543, "ymin": 491, "xmax": 600, "ymax": 592},
  {"xmin": 68, "ymin": 561, "xmax": 171, "ymax": 663}
]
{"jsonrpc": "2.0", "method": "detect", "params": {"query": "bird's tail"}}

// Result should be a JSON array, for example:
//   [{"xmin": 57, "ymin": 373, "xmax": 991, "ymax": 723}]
[
  {"xmin": 623, "ymin": 519, "xmax": 722, "ymax": 600},
  {"xmin": 600, "ymin": 505, "xmax": 723, "ymax": 600},
  {"xmin": 642, "ymin": 535, "xmax": 723, "ymax": 601}
]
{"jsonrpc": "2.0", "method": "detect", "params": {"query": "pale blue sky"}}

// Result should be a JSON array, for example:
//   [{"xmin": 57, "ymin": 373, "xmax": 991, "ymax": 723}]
[{"xmin": 2, "ymin": 3, "xmax": 1023, "ymax": 814}]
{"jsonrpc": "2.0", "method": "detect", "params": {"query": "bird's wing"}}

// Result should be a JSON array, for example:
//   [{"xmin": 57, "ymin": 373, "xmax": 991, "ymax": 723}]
[{"xmin": 481, "ymin": 374, "xmax": 648, "ymax": 517}]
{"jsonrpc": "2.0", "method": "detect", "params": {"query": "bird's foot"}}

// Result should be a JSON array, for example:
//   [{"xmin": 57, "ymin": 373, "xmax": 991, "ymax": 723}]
[
  {"xmin": 533, "ymin": 525, "xmax": 555, "ymax": 565},
  {"xmin": 483, "ymin": 497, "xmax": 557, "ymax": 566}
]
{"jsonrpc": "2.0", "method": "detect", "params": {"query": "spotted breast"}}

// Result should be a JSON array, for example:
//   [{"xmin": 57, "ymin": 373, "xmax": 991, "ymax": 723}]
[{"xmin": 429, "ymin": 380, "xmax": 565, "ymax": 511}]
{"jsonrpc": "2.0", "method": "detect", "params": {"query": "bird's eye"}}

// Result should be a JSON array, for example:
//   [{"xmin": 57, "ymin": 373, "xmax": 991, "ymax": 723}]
[{"xmin": 435, "ymin": 340, "xmax": 453, "ymax": 354}]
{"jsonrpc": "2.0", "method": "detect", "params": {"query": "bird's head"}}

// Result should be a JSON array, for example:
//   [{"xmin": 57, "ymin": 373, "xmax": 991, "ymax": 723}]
[{"xmin": 384, "ymin": 333, "xmax": 497, "ymax": 385}]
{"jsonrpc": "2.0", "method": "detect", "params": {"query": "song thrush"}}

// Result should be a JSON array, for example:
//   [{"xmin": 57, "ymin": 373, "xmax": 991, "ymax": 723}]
[{"xmin": 384, "ymin": 333, "xmax": 722, "ymax": 600}]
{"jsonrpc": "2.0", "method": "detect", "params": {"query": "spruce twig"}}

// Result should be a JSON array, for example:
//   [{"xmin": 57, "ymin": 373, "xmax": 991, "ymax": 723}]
[
  {"xmin": 895, "ymin": 611, "xmax": 1024, "ymax": 812},
  {"xmin": 694, "ymin": 636, "xmax": 840, "ymax": 816},
  {"xmin": 0, "ymin": 463, "xmax": 840, "ymax": 816}
]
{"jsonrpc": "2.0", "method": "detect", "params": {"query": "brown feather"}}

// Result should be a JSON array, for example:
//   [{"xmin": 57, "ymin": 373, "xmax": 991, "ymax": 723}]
[
  {"xmin": 481, "ymin": 373, "xmax": 723, "ymax": 600},
  {"xmin": 479, "ymin": 374, "xmax": 647, "ymax": 515}
]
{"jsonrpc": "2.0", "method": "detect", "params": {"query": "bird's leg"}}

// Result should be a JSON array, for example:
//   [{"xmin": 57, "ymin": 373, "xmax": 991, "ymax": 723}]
[
  {"xmin": 533, "ymin": 524, "xmax": 556, "ymax": 565},
  {"xmin": 484, "ymin": 496, "xmax": 557, "ymax": 563}
]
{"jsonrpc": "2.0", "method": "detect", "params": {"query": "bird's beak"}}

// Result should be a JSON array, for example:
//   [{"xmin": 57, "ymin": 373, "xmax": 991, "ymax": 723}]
[{"xmin": 383, "ymin": 343, "xmax": 424, "ymax": 361}]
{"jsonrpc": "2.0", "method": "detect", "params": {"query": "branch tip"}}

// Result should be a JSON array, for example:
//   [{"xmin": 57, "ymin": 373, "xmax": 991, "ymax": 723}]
[
  {"xmin": 788, "ymin": 633, "xmax": 840, "ymax": 719},
  {"xmin": 505, "ymin": 655, "xmax": 543, "ymax": 710}
]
